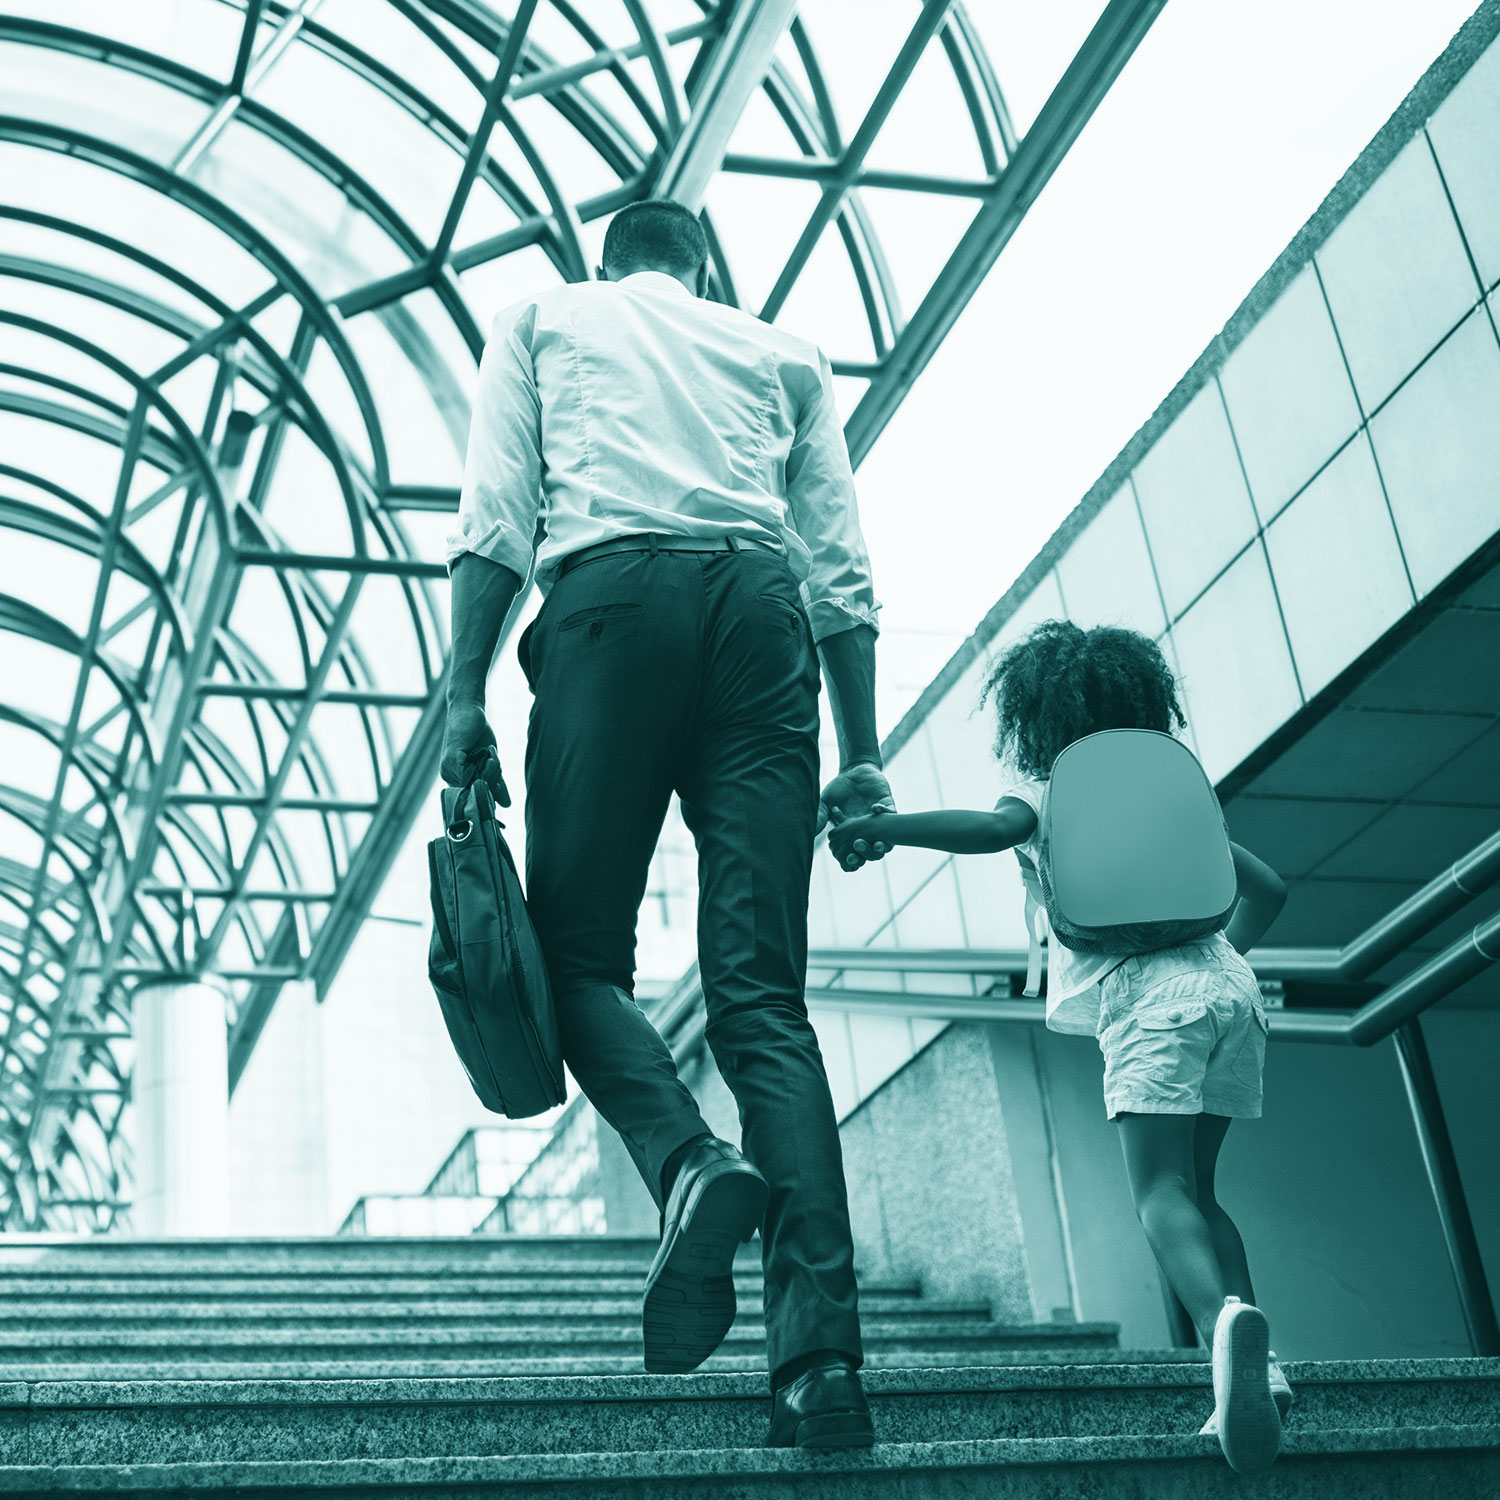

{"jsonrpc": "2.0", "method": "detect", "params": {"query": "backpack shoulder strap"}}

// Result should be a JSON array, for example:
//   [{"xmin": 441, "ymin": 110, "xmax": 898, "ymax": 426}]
[{"xmin": 1015, "ymin": 849, "xmax": 1048, "ymax": 999}]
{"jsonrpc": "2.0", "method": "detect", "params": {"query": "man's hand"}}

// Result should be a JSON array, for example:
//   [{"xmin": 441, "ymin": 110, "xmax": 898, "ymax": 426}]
[
  {"xmin": 817, "ymin": 762, "xmax": 894, "ymax": 871},
  {"xmin": 440, "ymin": 699, "xmax": 511, "ymax": 807}
]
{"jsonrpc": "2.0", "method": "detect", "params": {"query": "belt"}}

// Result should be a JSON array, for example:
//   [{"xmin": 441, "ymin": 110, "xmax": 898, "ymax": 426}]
[{"xmin": 557, "ymin": 532, "xmax": 780, "ymax": 577}]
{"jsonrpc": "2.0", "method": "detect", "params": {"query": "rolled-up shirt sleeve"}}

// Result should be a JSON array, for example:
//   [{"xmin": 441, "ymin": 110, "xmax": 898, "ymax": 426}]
[
  {"xmin": 784, "ymin": 349, "xmax": 881, "ymax": 643},
  {"xmin": 446, "ymin": 302, "xmax": 544, "ymax": 582}
]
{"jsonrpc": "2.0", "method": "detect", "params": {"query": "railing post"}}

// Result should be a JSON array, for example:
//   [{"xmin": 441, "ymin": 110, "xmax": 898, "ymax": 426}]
[{"xmin": 1392, "ymin": 1017, "xmax": 1500, "ymax": 1356}]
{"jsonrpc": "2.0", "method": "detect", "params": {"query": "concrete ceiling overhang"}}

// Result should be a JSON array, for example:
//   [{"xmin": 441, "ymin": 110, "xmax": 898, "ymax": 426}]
[{"xmin": 1221, "ymin": 535, "xmax": 1500, "ymax": 1011}]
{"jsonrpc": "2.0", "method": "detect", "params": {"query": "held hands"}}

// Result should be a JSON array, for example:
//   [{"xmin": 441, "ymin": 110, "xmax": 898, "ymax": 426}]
[
  {"xmin": 440, "ymin": 699, "xmax": 512, "ymax": 807},
  {"xmin": 828, "ymin": 814, "xmax": 894, "ymax": 871},
  {"xmin": 817, "ymin": 762, "xmax": 895, "ymax": 873}
]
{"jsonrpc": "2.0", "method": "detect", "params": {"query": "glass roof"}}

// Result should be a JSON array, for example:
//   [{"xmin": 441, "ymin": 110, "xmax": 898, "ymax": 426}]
[{"xmin": 0, "ymin": 0, "xmax": 1148, "ymax": 1228}]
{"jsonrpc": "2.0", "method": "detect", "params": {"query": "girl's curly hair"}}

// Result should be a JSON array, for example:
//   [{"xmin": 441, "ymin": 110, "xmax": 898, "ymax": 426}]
[{"xmin": 979, "ymin": 620, "xmax": 1185, "ymax": 780}]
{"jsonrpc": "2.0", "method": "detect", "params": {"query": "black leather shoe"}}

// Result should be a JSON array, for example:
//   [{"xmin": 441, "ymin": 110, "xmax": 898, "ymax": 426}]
[
  {"xmin": 765, "ymin": 1359, "xmax": 874, "ymax": 1448},
  {"xmin": 642, "ymin": 1137, "xmax": 767, "ymax": 1374}
]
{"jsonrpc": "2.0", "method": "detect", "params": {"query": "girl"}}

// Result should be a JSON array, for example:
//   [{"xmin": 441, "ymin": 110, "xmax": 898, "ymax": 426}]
[{"xmin": 828, "ymin": 620, "xmax": 1291, "ymax": 1475}]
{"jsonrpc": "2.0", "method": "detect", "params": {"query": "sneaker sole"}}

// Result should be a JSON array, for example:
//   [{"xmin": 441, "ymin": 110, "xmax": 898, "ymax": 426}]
[
  {"xmin": 642, "ymin": 1164, "xmax": 767, "ymax": 1375},
  {"xmin": 1215, "ymin": 1305, "xmax": 1281, "ymax": 1475}
]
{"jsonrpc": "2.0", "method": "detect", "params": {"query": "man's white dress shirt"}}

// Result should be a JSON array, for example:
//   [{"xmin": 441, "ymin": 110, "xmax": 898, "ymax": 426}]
[{"xmin": 447, "ymin": 270, "xmax": 880, "ymax": 643}]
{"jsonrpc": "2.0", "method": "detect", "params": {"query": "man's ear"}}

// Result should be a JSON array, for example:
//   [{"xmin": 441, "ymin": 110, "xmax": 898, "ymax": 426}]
[{"xmin": 596, "ymin": 264, "xmax": 611, "ymax": 283}]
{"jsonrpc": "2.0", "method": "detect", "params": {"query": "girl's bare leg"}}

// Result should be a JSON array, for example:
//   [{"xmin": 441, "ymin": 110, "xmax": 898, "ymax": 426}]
[{"xmin": 1116, "ymin": 1111, "xmax": 1227, "ymax": 1343}]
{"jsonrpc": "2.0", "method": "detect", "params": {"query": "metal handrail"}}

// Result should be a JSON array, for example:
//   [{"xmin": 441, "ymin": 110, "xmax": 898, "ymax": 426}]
[
  {"xmin": 807, "ymin": 827, "xmax": 1500, "ymax": 987},
  {"xmin": 809, "ymin": 907, "xmax": 1500, "ymax": 1051},
  {"xmin": 805, "ymin": 899, "xmax": 1500, "ymax": 1359}
]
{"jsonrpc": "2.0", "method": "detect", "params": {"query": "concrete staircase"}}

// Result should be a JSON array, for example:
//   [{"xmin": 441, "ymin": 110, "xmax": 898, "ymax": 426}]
[{"xmin": 0, "ymin": 1236, "xmax": 1492, "ymax": 1496}]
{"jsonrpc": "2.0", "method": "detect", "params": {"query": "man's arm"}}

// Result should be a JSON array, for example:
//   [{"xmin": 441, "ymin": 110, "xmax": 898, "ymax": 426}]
[
  {"xmin": 818, "ymin": 623, "xmax": 880, "ymax": 771},
  {"xmin": 814, "ymin": 623, "xmax": 893, "ymax": 852},
  {"xmin": 440, "ymin": 554, "xmax": 525, "ymax": 803},
  {"xmin": 440, "ymin": 302, "xmax": 545, "ymax": 803},
  {"xmin": 784, "ymin": 350, "xmax": 889, "ymax": 850}
]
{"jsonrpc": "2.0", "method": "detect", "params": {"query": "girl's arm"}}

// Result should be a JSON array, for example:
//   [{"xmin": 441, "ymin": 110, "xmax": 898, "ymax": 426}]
[
  {"xmin": 829, "ymin": 800, "xmax": 1037, "ymax": 867},
  {"xmin": 1224, "ymin": 842, "xmax": 1288, "ymax": 953}
]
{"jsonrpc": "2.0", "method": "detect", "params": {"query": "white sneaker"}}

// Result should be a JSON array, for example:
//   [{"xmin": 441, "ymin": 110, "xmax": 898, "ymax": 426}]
[
  {"xmin": 1268, "ymin": 1350, "xmax": 1294, "ymax": 1420},
  {"xmin": 1201, "ymin": 1353, "xmax": 1291, "ymax": 1438},
  {"xmin": 1211, "ymin": 1297, "xmax": 1281, "ymax": 1475}
]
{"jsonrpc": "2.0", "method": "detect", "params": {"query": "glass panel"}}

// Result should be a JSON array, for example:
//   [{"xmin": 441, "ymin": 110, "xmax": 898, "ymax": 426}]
[
  {"xmin": 809, "ymin": 1009, "xmax": 859, "ymax": 1119},
  {"xmin": 823, "ymin": 849, "xmax": 898, "ymax": 951},
  {"xmin": 1315, "ymin": 135, "xmax": 1480, "ymax": 412},
  {"xmin": 847, "ymin": 1012, "xmax": 916, "ymax": 1099},
  {"xmin": 185, "ymin": 119, "xmax": 410, "ymax": 299},
  {"xmin": 892, "ymin": 860, "xmax": 968, "ymax": 950},
  {"xmin": 1428, "ymin": 38, "xmax": 1500, "ymax": 291},
  {"xmin": 969, "ymin": 3, "xmax": 1104, "ymax": 139},
  {"xmin": 882, "ymin": 726, "xmax": 946, "ymax": 911},
  {"xmin": 1218, "ymin": 266, "xmax": 1363, "ymax": 524},
  {"xmin": 1264, "ymin": 433, "xmax": 1415, "ymax": 698},
  {"xmin": 1167, "ymin": 543, "xmax": 1302, "ymax": 782},
  {"xmin": 0, "ymin": 143, "xmax": 275, "ymax": 304},
  {"xmin": 992, "ymin": 571, "xmax": 1066, "ymax": 654},
  {"xmin": 906, "ymin": 655, "xmax": 989, "ymax": 809},
  {"xmin": 1132, "ymin": 383, "xmax": 1259, "ymax": 621},
  {"xmin": 1369, "ymin": 305, "xmax": 1500, "ymax": 598},
  {"xmin": 703, "ymin": 167, "xmax": 825, "ymax": 321},
  {"xmin": 250, "ymin": 38, "xmax": 465, "ymax": 248},
  {"xmin": 1056, "ymin": 483, "xmax": 1166, "ymax": 635},
  {"xmin": 774, "ymin": 220, "xmax": 879, "ymax": 364},
  {"xmin": 0, "ymin": 41, "xmax": 211, "ymax": 165},
  {"xmin": 0, "ymin": 0, "xmax": 242, "ymax": 76},
  {"xmin": 863, "ymin": 29, "xmax": 987, "ymax": 178}
]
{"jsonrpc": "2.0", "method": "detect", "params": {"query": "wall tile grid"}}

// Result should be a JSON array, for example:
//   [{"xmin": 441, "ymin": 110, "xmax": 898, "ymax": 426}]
[
  {"xmin": 811, "ymin": 77, "xmax": 1500, "ymax": 1109},
  {"xmin": 1427, "ymin": 35, "xmax": 1500, "ymax": 290},
  {"xmin": 1138, "ymin": 121, "xmax": 1500, "ymax": 778}
]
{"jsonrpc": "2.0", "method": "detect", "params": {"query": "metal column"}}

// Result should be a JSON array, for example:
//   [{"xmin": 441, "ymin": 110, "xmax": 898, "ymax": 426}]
[{"xmin": 1392, "ymin": 1016, "xmax": 1500, "ymax": 1356}]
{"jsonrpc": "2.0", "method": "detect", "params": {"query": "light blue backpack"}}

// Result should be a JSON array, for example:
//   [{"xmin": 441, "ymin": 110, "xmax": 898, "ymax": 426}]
[{"xmin": 1016, "ymin": 729, "xmax": 1238, "ymax": 998}]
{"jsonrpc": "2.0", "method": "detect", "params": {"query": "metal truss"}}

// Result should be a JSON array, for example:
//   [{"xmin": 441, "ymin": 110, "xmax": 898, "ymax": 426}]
[{"xmin": 0, "ymin": 0, "xmax": 1163, "ymax": 1228}]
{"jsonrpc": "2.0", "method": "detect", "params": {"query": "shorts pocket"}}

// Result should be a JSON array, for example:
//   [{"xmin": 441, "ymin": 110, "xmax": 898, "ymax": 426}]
[
  {"xmin": 1109, "ymin": 998, "xmax": 1214, "ymax": 1086},
  {"xmin": 1137, "ymin": 1000, "xmax": 1211, "ymax": 1030}
]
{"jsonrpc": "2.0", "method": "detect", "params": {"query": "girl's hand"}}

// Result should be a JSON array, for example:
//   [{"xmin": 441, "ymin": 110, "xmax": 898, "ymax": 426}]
[{"xmin": 829, "ymin": 813, "xmax": 892, "ymax": 870}]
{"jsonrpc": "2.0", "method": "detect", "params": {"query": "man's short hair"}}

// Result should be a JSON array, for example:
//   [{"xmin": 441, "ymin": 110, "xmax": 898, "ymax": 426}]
[{"xmin": 602, "ymin": 199, "xmax": 709, "ymax": 279}]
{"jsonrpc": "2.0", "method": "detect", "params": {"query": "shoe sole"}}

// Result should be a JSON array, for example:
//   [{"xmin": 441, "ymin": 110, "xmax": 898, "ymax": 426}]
[
  {"xmin": 794, "ymin": 1411, "xmax": 876, "ymax": 1449},
  {"xmin": 642, "ymin": 1163, "xmax": 767, "ymax": 1375},
  {"xmin": 1214, "ymin": 1305, "xmax": 1281, "ymax": 1475}
]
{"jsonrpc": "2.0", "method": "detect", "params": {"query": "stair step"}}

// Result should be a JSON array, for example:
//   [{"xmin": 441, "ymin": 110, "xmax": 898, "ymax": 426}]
[
  {"xmin": 0, "ymin": 1240, "xmax": 679, "ymax": 1277},
  {"xmin": 0, "ymin": 1348, "xmax": 1201, "ymax": 1382},
  {"xmin": 0, "ymin": 1296, "xmax": 979, "ymax": 1328},
  {"xmin": 0, "ymin": 1276, "xmax": 921, "ymax": 1301},
  {"xmin": 0, "ymin": 1320, "xmax": 1118, "ymax": 1363},
  {"xmin": 0, "ymin": 1236, "xmax": 663, "ymax": 1255},
  {"xmin": 0, "ymin": 1427, "xmax": 1491, "ymax": 1498},
  {"xmin": 6, "ymin": 1361, "xmax": 1494, "ymax": 1467},
  {"xmin": 0, "ymin": 1257, "xmax": 688, "ymax": 1279}
]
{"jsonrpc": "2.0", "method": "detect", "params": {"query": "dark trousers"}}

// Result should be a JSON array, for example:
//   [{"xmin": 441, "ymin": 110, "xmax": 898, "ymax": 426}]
[{"xmin": 518, "ymin": 544, "xmax": 863, "ymax": 1377}]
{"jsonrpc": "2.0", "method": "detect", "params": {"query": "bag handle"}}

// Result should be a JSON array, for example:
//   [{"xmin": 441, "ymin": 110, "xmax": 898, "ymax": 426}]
[{"xmin": 442, "ymin": 764, "xmax": 501, "ymax": 843}]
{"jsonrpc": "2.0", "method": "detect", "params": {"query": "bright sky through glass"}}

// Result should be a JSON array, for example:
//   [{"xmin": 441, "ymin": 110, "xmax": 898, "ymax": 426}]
[{"xmin": 857, "ymin": 0, "xmax": 1478, "ymax": 733}]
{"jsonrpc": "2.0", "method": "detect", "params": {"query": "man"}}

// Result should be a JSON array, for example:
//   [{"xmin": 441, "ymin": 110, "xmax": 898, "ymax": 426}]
[{"xmin": 440, "ymin": 199, "xmax": 893, "ymax": 1449}]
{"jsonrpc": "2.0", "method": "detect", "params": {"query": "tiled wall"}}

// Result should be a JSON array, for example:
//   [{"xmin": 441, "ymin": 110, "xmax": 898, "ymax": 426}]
[{"xmin": 810, "ymin": 22, "xmax": 1500, "ymax": 1117}]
